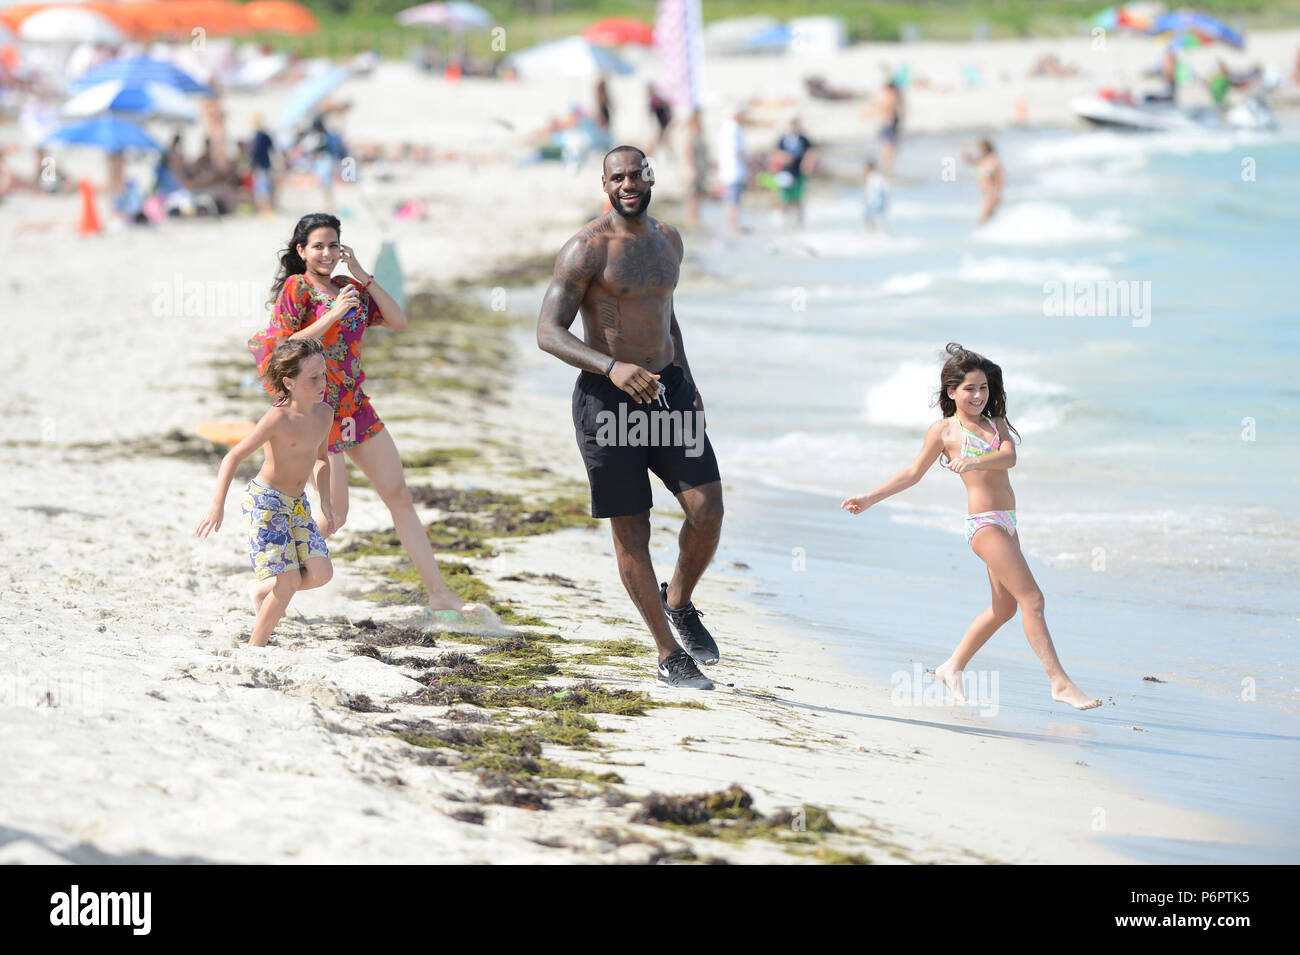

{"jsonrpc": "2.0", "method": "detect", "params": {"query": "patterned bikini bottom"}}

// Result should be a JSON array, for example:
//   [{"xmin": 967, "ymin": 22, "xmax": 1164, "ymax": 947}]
[{"xmin": 965, "ymin": 509, "xmax": 1017, "ymax": 544}]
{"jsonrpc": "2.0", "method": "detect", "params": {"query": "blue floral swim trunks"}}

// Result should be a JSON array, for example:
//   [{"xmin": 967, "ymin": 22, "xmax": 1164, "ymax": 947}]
[{"xmin": 240, "ymin": 477, "xmax": 329, "ymax": 580}]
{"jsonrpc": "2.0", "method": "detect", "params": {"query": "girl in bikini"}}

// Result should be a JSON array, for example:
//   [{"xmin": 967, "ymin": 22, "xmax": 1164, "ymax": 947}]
[
  {"xmin": 841, "ymin": 343, "xmax": 1099, "ymax": 711},
  {"xmin": 249, "ymin": 212, "xmax": 491, "ymax": 629}
]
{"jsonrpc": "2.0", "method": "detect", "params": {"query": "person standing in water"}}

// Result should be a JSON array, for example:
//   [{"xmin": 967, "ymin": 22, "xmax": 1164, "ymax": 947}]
[
  {"xmin": 537, "ymin": 145, "xmax": 724, "ymax": 690},
  {"xmin": 963, "ymin": 138, "xmax": 1004, "ymax": 224},
  {"xmin": 868, "ymin": 79, "xmax": 903, "ymax": 176},
  {"xmin": 841, "ymin": 343, "xmax": 1100, "ymax": 711}
]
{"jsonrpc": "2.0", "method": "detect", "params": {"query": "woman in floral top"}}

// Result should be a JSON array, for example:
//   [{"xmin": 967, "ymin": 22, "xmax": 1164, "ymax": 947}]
[{"xmin": 251, "ymin": 212, "xmax": 489, "ymax": 625}]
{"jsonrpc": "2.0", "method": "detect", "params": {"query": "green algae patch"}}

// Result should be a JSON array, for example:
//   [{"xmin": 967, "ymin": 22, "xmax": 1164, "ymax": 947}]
[
  {"xmin": 572, "ymin": 638, "xmax": 652, "ymax": 668},
  {"xmin": 407, "ymin": 679, "xmax": 655, "ymax": 717},
  {"xmin": 390, "ymin": 717, "xmax": 621, "ymax": 791},
  {"xmin": 400, "ymin": 447, "xmax": 481, "ymax": 470},
  {"xmin": 632, "ymin": 786, "xmax": 863, "ymax": 858},
  {"xmin": 336, "ymin": 490, "xmax": 596, "ymax": 567}
]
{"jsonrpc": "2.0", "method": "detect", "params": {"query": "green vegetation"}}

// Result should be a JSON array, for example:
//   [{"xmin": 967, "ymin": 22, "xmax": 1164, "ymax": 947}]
[
  {"xmin": 395, "ymin": 718, "xmax": 622, "ymax": 786},
  {"xmin": 259, "ymin": 1, "xmax": 1297, "ymax": 62},
  {"xmin": 632, "ymin": 785, "xmax": 865, "ymax": 856}
]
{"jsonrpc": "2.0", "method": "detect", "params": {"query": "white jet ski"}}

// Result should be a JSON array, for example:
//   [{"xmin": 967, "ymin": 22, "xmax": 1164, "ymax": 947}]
[{"xmin": 1070, "ymin": 90, "xmax": 1277, "ymax": 131}]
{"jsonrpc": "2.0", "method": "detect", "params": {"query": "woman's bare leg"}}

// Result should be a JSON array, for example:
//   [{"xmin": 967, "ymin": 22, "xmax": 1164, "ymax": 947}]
[
  {"xmin": 970, "ymin": 527, "xmax": 1100, "ymax": 710},
  {"xmin": 936, "ymin": 563, "xmax": 1018, "ymax": 703},
  {"xmin": 345, "ymin": 429, "xmax": 464, "ymax": 612},
  {"xmin": 326, "ymin": 451, "xmax": 349, "ymax": 535}
]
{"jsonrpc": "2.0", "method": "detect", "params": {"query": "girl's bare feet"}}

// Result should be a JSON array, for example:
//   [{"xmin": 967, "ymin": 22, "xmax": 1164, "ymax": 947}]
[
  {"xmin": 1052, "ymin": 680, "xmax": 1102, "ymax": 710},
  {"xmin": 934, "ymin": 661, "xmax": 968, "ymax": 705}
]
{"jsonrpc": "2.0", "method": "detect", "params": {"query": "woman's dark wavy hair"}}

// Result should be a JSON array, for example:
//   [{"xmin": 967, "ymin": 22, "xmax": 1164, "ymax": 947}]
[
  {"xmin": 267, "ymin": 213, "xmax": 341, "ymax": 307},
  {"xmin": 936, "ymin": 342, "xmax": 1020, "ymax": 441}
]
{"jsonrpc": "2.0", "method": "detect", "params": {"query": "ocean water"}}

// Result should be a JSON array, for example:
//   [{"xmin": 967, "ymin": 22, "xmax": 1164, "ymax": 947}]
[{"xmin": 503, "ymin": 123, "xmax": 1299, "ymax": 863}]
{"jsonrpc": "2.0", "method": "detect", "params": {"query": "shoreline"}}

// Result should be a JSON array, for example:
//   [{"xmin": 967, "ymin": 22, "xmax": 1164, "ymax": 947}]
[
  {"xmin": 2, "ymin": 61, "xmax": 1278, "ymax": 859},
  {"xmin": 0, "ymin": 234, "xmax": 1252, "ymax": 863}
]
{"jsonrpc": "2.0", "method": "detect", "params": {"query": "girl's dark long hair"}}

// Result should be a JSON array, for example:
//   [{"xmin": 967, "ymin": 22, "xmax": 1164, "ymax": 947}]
[
  {"xmin": 267, "ymin": 213, "xmax": 341, "ymax": 307},
  {"xmin": 936, "ymin": 342, "xmax": 1020, "ymax": 441}
]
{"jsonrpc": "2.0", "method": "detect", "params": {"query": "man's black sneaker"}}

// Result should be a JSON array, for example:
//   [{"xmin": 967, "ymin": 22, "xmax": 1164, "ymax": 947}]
[
  {"xmin": 660, "ymin": 582, "xmax": 721, "ymax": 665},
  {"xmin": 657, "ymin": 649, "xmax": 715, "ymax": 690}
]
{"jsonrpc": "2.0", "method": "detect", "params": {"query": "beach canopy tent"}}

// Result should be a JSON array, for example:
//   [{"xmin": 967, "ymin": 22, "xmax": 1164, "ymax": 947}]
[
  {"xmin": 68, "ymin": 55, "xmax": 210, "ymax": 94},
  {"xmin": 44, "ymin": 114, "xmax": 164, "ymax": 152},
  {"xmin": 581, "ymin": 17, "xmax": 653, "ymax": 47},
  {"xmin": 395, "ymin": 1, "xmax": 491, "ymax": 29},
  {"xmin": 1150, "ymin": 10, "xmax": 1244, "ymax": 49},
  {"xmin": 277, "ymin": 63, "xmax": 347, "ymax": 130},
  {"xmin": 702, "ymin": 15, "xmax": 780, "ymax": 55},
  {"xmin": 19, "ymin": 6, "xmax": 124, "ymax": 43},
  {"xmin": 507, "ymin": 35, "xmax": 634, "ymax": 79},
  {"xmin": 242, "ymin": 0, "xmax": 318, "ymax": 35},
  {"xmin": 788, "ymin": 16, "xmax": 848, "ymax": 53},
  {"xmin": 63, "ymin": 77, "xmax": 198, "ymax": 120},
  {"xmin": 739, "ymin": 23, "xmax": 792, "ymax": 53}
]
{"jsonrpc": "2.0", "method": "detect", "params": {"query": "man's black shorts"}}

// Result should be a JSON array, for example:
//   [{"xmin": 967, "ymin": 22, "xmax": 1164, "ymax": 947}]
[{"xmin": 572, "ymin": 363, "xmax": 721, "ymax": 519}]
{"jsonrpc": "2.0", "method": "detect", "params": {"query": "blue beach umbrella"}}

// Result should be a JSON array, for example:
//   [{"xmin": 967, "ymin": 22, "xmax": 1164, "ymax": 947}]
[
  {"xmin": 68, "ymin": 57, "xmax": 211, "ymax": 96},
  {"xmin": 64, "ymin": 80, "xmax": 198, "ymax": 121},
  {"xmin": 1149, "ymin": 11, "xmax": 1244, "ymax": 48},
  {"xmin": 278, "ymin": 66, "xmax": 348, "ymax": 131},
  {"xmin": 44, "ymin": 116, "xmax": 165, "ymax": 154}
]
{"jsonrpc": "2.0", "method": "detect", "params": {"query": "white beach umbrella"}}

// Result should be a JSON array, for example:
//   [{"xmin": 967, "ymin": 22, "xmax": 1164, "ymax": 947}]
[
  {"xmin": 229, "ymin": 51, "xmax": 288, "ymax": 89},
  {"xmin": 507, "ymin": 35, "xmax": 634, "ymax": 79},
  {"xmin": 64, "ymin": 78, "xmax": 199, "ymax": 121},
  {"xmin": 19, "ymin": 8, "xmax": 126, "ymax": 45},
  {"xmin": 395, "ymin": 2, "xmax": 492, "ymax": 30}
]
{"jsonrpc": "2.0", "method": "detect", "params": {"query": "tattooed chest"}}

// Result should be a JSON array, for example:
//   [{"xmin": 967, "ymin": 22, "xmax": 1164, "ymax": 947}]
[{"xmin": 604, "ymin": 241, "xmax": 679, "ymax": 295}]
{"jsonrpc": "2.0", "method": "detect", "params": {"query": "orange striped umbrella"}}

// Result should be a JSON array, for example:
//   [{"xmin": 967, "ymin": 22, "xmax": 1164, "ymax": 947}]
[
  {"xmin": 242, "ymin": 1, "xmax": 319, "ymax": 34},
  {"xmin": 125, "ymin": 1, "xmax": 254, "ymax": 38}
]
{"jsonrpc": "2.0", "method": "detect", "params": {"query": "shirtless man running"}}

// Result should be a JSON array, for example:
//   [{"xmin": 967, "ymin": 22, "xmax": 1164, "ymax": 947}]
[{"xmin": 537, "ymin": 145, "xmax": 722, "ymax": 690}]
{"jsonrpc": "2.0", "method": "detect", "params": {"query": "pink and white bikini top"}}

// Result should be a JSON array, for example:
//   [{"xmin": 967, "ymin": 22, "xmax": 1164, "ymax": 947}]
[{"xmin": 957, "ymin": 414, "xmax": 1001, "ymax": 458}]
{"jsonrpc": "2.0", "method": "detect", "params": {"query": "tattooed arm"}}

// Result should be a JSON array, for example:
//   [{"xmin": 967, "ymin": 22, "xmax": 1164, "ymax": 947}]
[{"xmin": 536, "ymin": 232, "xmax": 610, "ymax": 374}]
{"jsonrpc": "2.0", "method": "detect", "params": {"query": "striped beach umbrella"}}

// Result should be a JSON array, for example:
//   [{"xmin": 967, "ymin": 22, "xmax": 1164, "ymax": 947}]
[
  {"xmin": 64, "ymin": 78, "xmax": 199, "ymax": 121},
  {"xmin": 68, "ymin": 56, "xmax": 210, "ymax": 95},
  {"xmin": 395, "ymin": 2, "xmax": 491, "ymax": 30}
]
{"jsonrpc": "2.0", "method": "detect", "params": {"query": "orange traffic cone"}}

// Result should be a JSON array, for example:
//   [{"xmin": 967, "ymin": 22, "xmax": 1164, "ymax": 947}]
[{"xmin": 78, "ymin": 178, "xmax": 101, "ymax": 236}]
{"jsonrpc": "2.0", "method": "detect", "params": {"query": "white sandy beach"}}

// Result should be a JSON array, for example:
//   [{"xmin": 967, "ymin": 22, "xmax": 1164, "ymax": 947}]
[{"xmin": 3, "ymin": 31, "xmax": 1289, "ymax": 863}]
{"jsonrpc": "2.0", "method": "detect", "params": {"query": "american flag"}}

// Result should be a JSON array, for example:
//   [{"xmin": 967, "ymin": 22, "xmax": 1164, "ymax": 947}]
[{"xmin": 654, "ymin": 0, "xmax": 704, "ymax": 113}]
